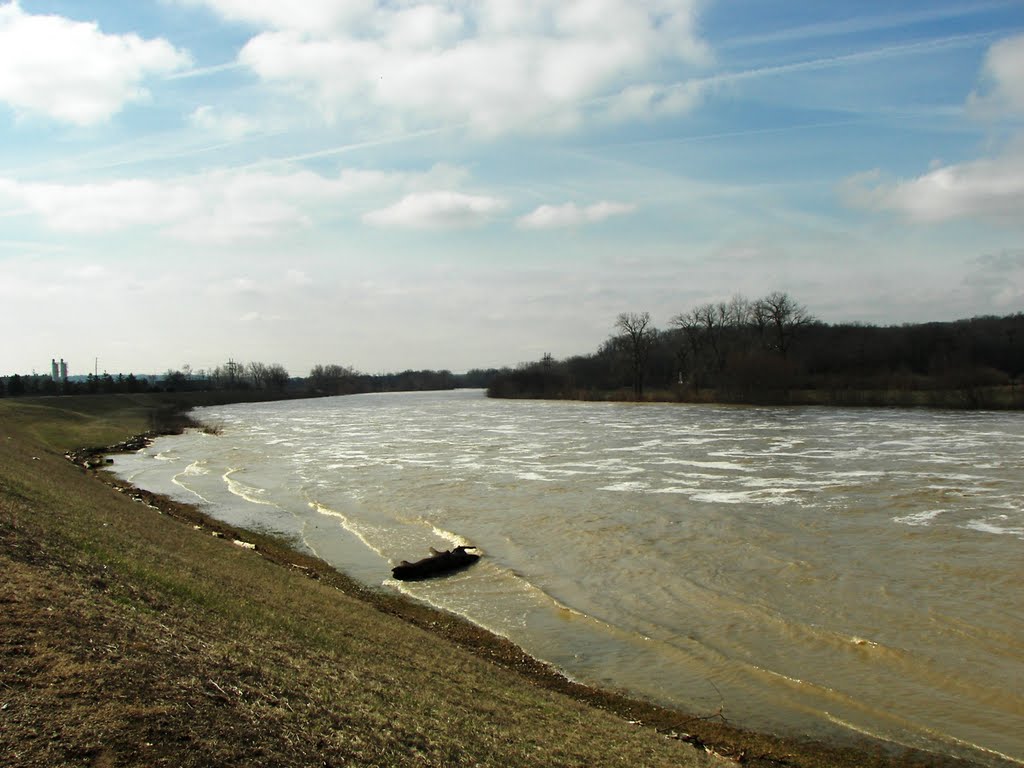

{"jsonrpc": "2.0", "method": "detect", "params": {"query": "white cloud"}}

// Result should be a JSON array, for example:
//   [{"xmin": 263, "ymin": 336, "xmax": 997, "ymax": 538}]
[
  {"xmin": 0, "ymin": 177, "xmax": 198, "ymax": 232},
  {"xmin": 842, "ymin": 34, "xmax": 1024, "ymax": 227},
  {"xmin": 385, "ymin": 5, "xmax": 465, "ymax": 49},
  {"xmin": 240, "ymin": 311, "xmax": 281, "ymax": 323},
  {"xmin": 0, "ymin": 2, "xmax": 191, "ymax": 125},
  {"xmin": 840, "ymin": 149, "xmax": 1024, "ymax": 225},
  {"xmin": 189, "ymin": 105, "xmax": 260, "ymax": 139},
  {"xmin": 169, "ymin": 193, "xmax": 311, "ymax": 243},
  {"xmin": 603, "ymin": 81, "xmax": 707, "ymax": 121},
  {"xmin": 212, "ymin": 277, "xmax": 260, "ymax": 297},
  {"xmin": 968, "ymin": 32, "xmax": 1024, "ymax": 117},
  {"xmin": 964, "ymin": 250, "xmax": 1024, "ymax": 310},
  {"xmin": 0, "ymin": 166, "xmax": 405, "ymax": 241},
  {"xmin": 185, "ymin": 0, "xmax": 708, "ymax": 135},
  {"xmin": 363, "ymin": 191, "xmax": 506, "ymax": 230},
  {"xmin": 285, "ymin": 269, "xmax": 313, "ymax": 286},
  {"xmin": 0, "ymin": 165, "xmax": 507, "ymax": 241},
  {"xmin": 65, "ymin": 263, "xmax": 107, "ymax": 280},
  {"xmin": 517, "ymin": 201, "xmax": 637, "ymax": 230},
  {"xmin": 173, "ymin": 0, "xmax": 374, "ymax": 34}
]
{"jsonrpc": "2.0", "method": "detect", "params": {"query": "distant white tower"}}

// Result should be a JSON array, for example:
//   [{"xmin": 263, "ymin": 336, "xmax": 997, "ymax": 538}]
[
  {"xmin": 59, "ymin": 359, "xmax": 68, "ymax": 380},
  {"xmin": 51, "ymin": 359, "xmax": 59, "ymax": 382}
]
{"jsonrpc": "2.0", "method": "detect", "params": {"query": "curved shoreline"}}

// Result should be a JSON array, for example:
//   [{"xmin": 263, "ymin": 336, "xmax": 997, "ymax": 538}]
[{"xmin": 72, "ymin": 435, "xmax": 1007, "ymax": 768}]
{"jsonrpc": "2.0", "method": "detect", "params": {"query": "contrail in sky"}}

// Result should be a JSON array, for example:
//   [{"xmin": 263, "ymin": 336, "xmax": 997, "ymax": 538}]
[
  {"xmin": 721, "ymin": 1, "xmax": 1017, "ymax": 48},
  {"xmin": 164, "ymin": 61, "xmax": 245, "ymax": 80},
  {"xmin": 236, "ymin": 125, "xmax": 464, "ymax": 171},
  {"xmin": 702, "ymin": 29, "xmax": 1010, "ymax": 86}
]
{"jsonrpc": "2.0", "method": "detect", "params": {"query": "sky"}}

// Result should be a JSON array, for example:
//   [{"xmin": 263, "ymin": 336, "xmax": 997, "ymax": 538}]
[{"xmin": 1, "ymin": 1, "xmax": 1023, "ymax": 378}]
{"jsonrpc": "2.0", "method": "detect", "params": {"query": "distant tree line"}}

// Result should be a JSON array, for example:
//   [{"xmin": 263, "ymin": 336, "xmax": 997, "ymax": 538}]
[
  {"xmin": 304, "ymin": 365, "xmax": 506, "ymax": 395},
  {"xmin": 8, "ymin": 297, "xmax": 1020, "ymax": 409},
  {"xmin": 161, "ymin": 360, "xmax": 292, "ymax": 393},
  {"xmin": 1, "ymin": 358, "xmax": 505, "ymax": 399},
  {"xmin": 1, "ymin": 371, "xmax": 151, "ymax": 397},
  {"xmin": 487, "ymin": 293, "xmax": 1024, "ymax": 409},
  {"xmin": 306, "ymin": 364, "xmax": 463, "ymax": 396},
  {"xmin": 0, "ymin": 370, "xmax": 157, "ymax": 397}
]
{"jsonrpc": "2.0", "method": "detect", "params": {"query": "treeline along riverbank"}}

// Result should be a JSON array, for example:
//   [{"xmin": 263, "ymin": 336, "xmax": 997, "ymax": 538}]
[
  {"xmin": 1, "ymin": 362, "xmax": 499, "ymax": 400},
  {"xmin": 488, "ymin": 296, "xmax": 1024, "ymax": 409}
]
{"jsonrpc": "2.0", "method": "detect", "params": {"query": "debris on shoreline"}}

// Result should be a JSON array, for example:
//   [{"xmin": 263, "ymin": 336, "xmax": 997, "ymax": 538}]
[{"xmin": 64, "ymin": 433, "xmax": 155, "ymax": 470}]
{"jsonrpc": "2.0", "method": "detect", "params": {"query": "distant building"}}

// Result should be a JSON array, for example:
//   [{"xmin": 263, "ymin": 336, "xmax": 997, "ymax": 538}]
[{"xmin": 51, "ymin": 358, "xmax": 68, "ymax": 382}]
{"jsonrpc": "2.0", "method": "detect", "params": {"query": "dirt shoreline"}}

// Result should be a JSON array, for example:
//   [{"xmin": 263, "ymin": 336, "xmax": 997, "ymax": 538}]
[{"xmin": 72, "ymin": 433, "xmax": 999, "ymax": 768}]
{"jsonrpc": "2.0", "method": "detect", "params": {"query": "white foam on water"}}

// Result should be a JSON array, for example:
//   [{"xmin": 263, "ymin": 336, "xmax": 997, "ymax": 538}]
[
  {"xmin": 452, "ymin": 459, "xmax": 486, "ymax": 470},
  {"xmin": 826, "ymin": 708, "xmax": 1024, "ymax": 768},
  {"xmin": 819, "ymin": 713, "xmax": 926, "ymax": 757},
  {"xmin": 171, "ymin": 464, "xmax": 213, "ymax": 504},
  {"xmin": 919, "ymin": 473, "xmax": 985, "ymax": 483},
  {"xmin": 553, "ymin": 457, "xmax": 627, "ymax": 471},
  {"xmin": 125, "ymin": 392, "xmax": 1024, "ymax": 766},
  {"xmin": 223, "ymin": 469, "xmax": 276, "ymax": 507},
  {"xmin": 598, "ymin": 481, "xmax": 648, "ymax": 492},
  {"xmin": 962, "ymin": 518, "xmax": 1024, "ymax": 537},
  {"xmin": 430, "ymin": 525, "xmax": 472, "ymax": 549},
  {"xmin": 655, "ymin": 458, "xmax": 751, "ymax": 471},
  {"xmin": 893, "ymin": 509, "xmax": 945, "ymax": 527},
  {"xmin": 384, "ymin": 575, "xmax": 531, "ymax": 639},
  {"xmin": 664, "ymin": 472, "xmax": 725, "ymax": 482},
  {"xmin": 690, "ymin": 489, "xmax": 762, "ymax": 504},
  {"xmin": 847, "ymin": 636, "xmax": 879, "ymax": 649},
  {"xmin": 546, "ymin": 468, "xmax": 592, "ymax": 478},
  {"xmin": 400, "ymin": 457, "xmax": 442, "ymax": 467},
  {"xmin": 309, "ymin": 501, "xmax": 388, "ymax": 559},
  {"xmin": 516, "ymin": 471, "xmax": 552, "ymax": 481},
  {"xmin": 112, "ymin": 467, "xmax": 144, "ymax": 484},
  {"xmin": 741, "ymin": 476, "xmax": 823, "ymax": 489}
]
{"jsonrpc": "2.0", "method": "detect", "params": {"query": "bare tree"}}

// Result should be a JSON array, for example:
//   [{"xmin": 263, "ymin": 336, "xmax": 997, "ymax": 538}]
[
  {"xmin": 210, "ymin": 358, "xmax": 245, "ymax": 389},
  {"xmin": 756, "ymin": 292, "xmax": 814, "ymax": 359},
  {"xmin": 163, "ymin": 368, "xmax": 187, "ymax": 390},
  {"xmin": 751, "ymin": 298, "xmax": 772, "ymax": 349},
  {"xmin": 615, "ymin": 311, "xmax": 653, "ymax": 399},
  {"xmin": 309, "ymin": 363, "xmax": 359, "ymax": 395},
  {"xmin": 266, "ymin": 363, "xmax": 290, "ymax": 391},
  {"xmin": 725, "ymin": 295, "xmax": 755, "ymax": 340},
  {"xmin": 248, "ymin": 361, "xmax": 268, "ymax": 389},
  {"xmin": 698, "ymin": 302, "xmax": 732, "ymax": 372},
  {"xmin": 671, "ymin": 308, "xmax": 706, "ymax": 391},
  {"xmin": 227, "ymin": 358, "xmax": 242, "ymax": 386}
]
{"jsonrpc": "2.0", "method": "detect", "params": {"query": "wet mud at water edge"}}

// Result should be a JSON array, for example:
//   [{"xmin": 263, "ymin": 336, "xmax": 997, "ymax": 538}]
[{"xmin": 108, "ymin": 390, "xmax": 1024, "ymax": 767}]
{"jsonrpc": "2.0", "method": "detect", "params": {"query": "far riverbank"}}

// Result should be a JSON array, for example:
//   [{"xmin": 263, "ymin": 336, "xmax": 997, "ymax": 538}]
[{"xmin": 487, "ymin": 382, "xmax": 1024, "ymax": 409}]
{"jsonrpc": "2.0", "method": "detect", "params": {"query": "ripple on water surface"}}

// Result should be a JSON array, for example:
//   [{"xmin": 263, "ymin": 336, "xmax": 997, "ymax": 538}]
[{"xmin": 107, "ymin": 392, "xmax": 1024, "ymax": 766}]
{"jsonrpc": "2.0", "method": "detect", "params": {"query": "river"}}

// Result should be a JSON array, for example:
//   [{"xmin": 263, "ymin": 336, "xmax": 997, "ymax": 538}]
[{"xmin": 108, "ymin": 390, "xmax": 1024, "ymax": 765}]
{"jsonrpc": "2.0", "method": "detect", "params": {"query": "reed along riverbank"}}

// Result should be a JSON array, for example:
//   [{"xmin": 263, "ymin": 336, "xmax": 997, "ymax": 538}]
[{"xmin": 0, "ymin": 393, "xmax": 1004, "ymax": 767}]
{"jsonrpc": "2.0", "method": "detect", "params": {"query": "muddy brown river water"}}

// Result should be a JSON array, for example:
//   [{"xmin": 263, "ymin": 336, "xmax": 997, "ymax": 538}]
[{"xmin": 110, "ymin": 390, "xmax": 1024, "ymax": 765}]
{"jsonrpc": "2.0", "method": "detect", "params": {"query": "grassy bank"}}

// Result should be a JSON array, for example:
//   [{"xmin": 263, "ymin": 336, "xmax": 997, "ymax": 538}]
[{"xmin": 0, "ymin": 394, "xmax": 994, "ymax": 767}]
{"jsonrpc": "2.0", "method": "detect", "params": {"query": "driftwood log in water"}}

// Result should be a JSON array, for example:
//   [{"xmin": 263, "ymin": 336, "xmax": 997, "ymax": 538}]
[{"xmin": 392, "ymin": 545, "xmax": 480, "ymax": 581}]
